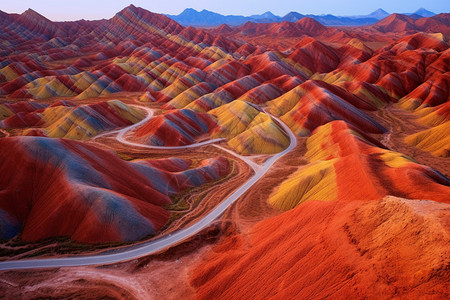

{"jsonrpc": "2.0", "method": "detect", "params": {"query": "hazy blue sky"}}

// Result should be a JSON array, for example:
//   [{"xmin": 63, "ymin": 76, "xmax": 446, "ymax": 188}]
[{"xmin": 2, "ymin": 0, "xmax": 449, "ymax": 21}]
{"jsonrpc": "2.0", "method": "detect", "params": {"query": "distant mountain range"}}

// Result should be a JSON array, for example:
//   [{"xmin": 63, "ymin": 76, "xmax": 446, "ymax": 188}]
[{"xmin": 167, "ymin": 8, "xmax": 436, "ymax": 27}]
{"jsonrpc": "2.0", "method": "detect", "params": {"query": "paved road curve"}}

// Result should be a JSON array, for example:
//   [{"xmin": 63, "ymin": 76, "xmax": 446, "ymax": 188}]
[{"xmin": 0, "ymin": 107, "xmax": 297, "ymax": 271}]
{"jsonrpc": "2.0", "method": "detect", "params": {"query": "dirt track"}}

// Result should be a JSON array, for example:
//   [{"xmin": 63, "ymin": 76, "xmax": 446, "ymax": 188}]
[{"xmin": 373, "ymin": 104, "xmax": 450, "ymax": 178}]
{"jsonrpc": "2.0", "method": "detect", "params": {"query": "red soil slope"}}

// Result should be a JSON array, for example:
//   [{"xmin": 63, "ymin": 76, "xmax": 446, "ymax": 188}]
[
  {"xmin": 191, "ymin": 196, "xmax": 450, "ymax": 299},
  {"xmin": 132, "ymin": 108, "xmax": 217, "ymax": 146},
  {"xmin": 0, "ymin": 137, "xmax": 230, "ymax": 243}
]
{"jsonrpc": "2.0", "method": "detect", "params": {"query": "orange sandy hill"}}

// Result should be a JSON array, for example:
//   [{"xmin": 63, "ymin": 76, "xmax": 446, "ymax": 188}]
[{"xmin": 192, "ymin": 196, "xmax": 450, "ymax": 299}]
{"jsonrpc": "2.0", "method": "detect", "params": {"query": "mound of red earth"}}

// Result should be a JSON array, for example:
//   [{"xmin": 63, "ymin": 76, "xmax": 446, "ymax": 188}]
[
  {"xmin": 132, "ymin": 108, "xmax": 217, "ymax": 146},
  {"xmin": 191, "ymin": 196, "xmax": 449, "ymax": 299},
  {"xmin": 0, "ymin": 136, "xmax": 230, "ymax": 243},
  {"xmin": 373, "ymin": 13, "xmax": 450, "ymax": 34}
]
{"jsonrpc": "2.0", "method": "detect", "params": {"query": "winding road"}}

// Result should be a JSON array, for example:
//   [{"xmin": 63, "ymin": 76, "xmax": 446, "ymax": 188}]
[
  {"xmin": 0, "ymin": 106, "xmax": 297, "ymax": 271},
  {"xmin": 0, "ymin": 129, "xmax": 10, "ymax": 138}
]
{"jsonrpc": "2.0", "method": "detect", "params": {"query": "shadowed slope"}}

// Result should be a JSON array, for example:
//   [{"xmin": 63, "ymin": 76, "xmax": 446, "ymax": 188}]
[{"xmin": 0, "ymin": 137, "xmax": 230, "ymax": 243}]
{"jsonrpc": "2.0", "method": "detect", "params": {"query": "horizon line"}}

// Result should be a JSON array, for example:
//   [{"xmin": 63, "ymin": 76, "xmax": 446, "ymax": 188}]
[{"xmin": 1, "ymin": 5, "xmax": 445, "ymax": 23}]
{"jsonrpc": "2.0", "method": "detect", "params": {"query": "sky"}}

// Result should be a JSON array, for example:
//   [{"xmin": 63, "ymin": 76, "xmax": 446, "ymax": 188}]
[{"xmin": 1, "ymin": 0, "xmax": 449, "ymax": 21}]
